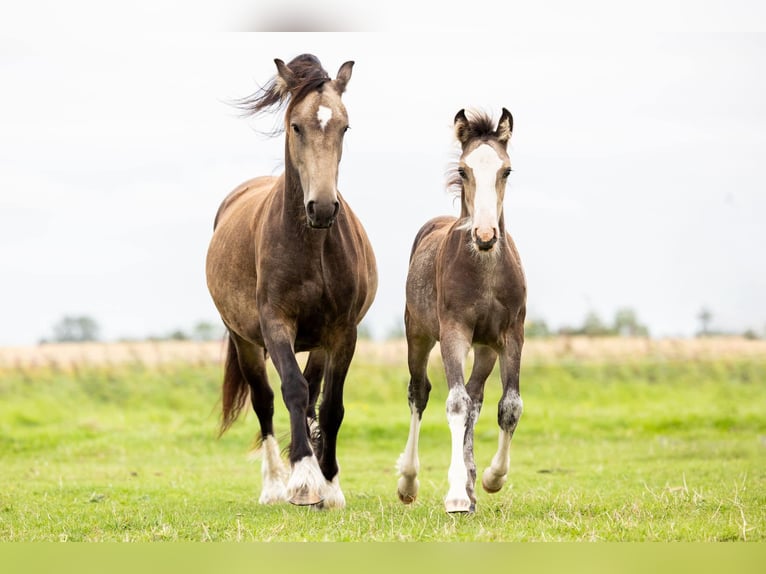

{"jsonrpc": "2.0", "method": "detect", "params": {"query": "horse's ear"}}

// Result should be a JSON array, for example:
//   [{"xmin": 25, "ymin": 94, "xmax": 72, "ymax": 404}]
[
  {"xmin": 335, "ymin": 61, "xmax": 354, "ymax": 94},
  {"xmin": 495, "ymin": 108, "xmax": 513, "ymax": 146},
  {"xmin": 274, "ymin": 58, "xmax": 295, "ymax": 98},
  {"xmin": 454, "ymin": 109, "xmax": 470, "ymax": 146}
]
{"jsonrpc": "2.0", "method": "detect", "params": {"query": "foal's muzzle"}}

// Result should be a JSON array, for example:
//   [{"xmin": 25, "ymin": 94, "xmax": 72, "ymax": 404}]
[
  {"xmin": 474, "ymin": 228, "xmax": 498, "ymax": 251},
  {"xmin": 306, "ymin": 200, "xmax": 340, "ymax": 229}
]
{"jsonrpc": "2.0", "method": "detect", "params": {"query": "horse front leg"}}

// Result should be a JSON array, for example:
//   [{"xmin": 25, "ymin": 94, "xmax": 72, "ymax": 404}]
[
  {"xmin": 315, "ymin": 328, "xmax": 358, "ymax": 509},
  {"xmin": 482, "ymin": 333, "xmax": 523, "ymax": 494},
  {"xmin": 440, "ymin": 327, "xmax": 474, "ymax": 513},
  {"xmin": 261, "ymin": 317, "xmax": 325, "ymax": 506}
]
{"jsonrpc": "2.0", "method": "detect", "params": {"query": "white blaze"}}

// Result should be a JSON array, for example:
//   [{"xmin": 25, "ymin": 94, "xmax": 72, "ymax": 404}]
[
  {"xmin": 464, "ymin": 144, "xmax": 502, "ymax": 236},
  {"xmin": 317, "ymin": 105, "xmax": 333, "ymax": 131}
]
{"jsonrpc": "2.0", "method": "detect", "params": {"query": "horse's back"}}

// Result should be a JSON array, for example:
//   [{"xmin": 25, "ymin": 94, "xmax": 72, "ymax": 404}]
[
  {"xmin": 405, "ymin": 216, "xmax": 455, "ymax": 338},
  {"xmin": 213, "ymin": 176, "xmax": 277, "ymax": 230}
]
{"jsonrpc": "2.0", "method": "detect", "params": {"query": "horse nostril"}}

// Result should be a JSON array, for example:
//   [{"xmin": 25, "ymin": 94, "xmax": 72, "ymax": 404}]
[
  {"xmin": 332, "ymin": 201, "xmax": 340, "ymax": 219},
  {"xmin": 307, "ymin": 200, "xmax": 316, "ymax": 219}
]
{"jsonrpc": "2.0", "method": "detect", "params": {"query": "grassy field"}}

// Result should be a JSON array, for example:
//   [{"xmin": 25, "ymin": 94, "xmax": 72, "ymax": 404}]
[{"xmin": 0, "ymin": 338, "xmax": 764, "ymax": 541}]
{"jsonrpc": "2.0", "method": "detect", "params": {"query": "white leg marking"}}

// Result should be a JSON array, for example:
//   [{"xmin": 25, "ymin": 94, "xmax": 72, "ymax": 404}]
[
  {"xmin": 483, "ymin": 390, "xmax": 522, "ymax": 493},
  {"xmin": 258, "ymin": 435, "xmax": 289, "ymax": 504},
  {"xmin": 445, "ymin": 388, "xmax": 471, "ymax": 512},
  {"xmin": 482, "ymin": 429, "xmax": 511, "ymax": 493},
  {"xmin": 287, "ymin": 455, "xmax": 326, "ymax": 505},
  {"xmin": 397, "ymin": 410, "xmax": 421, "ymax": 503},
  {"xmin": 317, "ymin": 105, "xmax": 332, "ymax": 131},
  {"xmin": 319, "ymin": 474, "xmax": 346, "ymax": 509}
]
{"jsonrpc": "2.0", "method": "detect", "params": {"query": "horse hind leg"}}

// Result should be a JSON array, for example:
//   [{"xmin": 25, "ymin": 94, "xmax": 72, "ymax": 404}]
[
  {"xmin": 303, "ymin": 349, "xmax": 326, "ymax": 457},
  {"xmin": 229, "ymin": 332, "xmax": 288, "ymax": 504},
  {"xmin": 397, "ymin": 333, "xmax": 435, "ymax": 505}
]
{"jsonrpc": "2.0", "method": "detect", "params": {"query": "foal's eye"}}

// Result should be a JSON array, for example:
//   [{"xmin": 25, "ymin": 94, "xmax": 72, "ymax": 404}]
[
  {"xmin": 457, "ymin": 167, "xmax": 467, "ymax": 179},
  {"xmin": 502, "ymin": 168, "xmax": 512, "ymax": 178},
  {"xmin": 343, "ymin": 125, "xmax": 350, "ymax": 133},
  {"xmin": 291, "ymin": 124, "xmax": 301, "ymax": 135}
]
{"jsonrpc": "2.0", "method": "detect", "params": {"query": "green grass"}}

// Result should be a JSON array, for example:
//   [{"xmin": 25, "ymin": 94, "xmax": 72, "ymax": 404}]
[{"xmin": 0, "ymin": 350, "xmax": 764, "ymax": 541}]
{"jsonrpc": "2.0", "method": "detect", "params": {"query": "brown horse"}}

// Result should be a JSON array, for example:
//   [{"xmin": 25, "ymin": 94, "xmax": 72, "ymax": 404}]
[
  {"xmin": 396, "ymin": 108, "xmax": 526, "ymax": 513},
  {"xmin": 206, "ymin": 54, "xmax": 377, "ymax": 508}
]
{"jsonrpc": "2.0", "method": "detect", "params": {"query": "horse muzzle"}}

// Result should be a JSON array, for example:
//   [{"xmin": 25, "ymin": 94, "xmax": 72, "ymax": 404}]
[
  {"xmin": 474, "ymin": 227, "xmax": 498, "ymax": 251},
  {"xmin": 306, "ymin": 200, "xmax": 340, "ymax": 229}
]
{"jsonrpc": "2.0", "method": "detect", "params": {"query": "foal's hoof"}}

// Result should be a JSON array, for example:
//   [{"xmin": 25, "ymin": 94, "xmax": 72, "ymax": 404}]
[
  {"xmin": 398, "ymin": 490, "xmax": 417, "ymax": 504},
  {"xmin": 444, "ymin": 498, "xmax": 474, "ymax": 514},
  {"xmin": 397, "ymin": 477, "xmax": 419, "ymax": 504},
  {"xmin": 288, "ymin": 486, "xmax": 324, "ymax": 506},
  {"xmin": 481, "ymin": 469, "xmax": 506, "ymax": 493}
]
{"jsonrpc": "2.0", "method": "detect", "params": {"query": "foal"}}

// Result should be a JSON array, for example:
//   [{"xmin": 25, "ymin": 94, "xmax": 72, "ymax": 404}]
[{"xmin": 396, "ymin": 108, "xmax": 526, "ymax": 513}]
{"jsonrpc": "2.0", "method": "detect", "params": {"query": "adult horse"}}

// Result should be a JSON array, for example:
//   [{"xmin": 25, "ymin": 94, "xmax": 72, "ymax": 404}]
[
  {"xmin": 206, "ymin": 54, "xmax": 377, "ymax": 509},
  {"xmin": 396, "ymin": 108, "xmax": 526, "ymax": 513}
]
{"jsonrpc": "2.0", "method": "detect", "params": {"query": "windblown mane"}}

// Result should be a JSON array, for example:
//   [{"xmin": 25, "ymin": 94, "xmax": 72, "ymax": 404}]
[
  {"xmin": 446, "ymin": 109, "xmax": 498, "ymax": 197},
  {"xmin": 230, "ymin": 53, "xmax": 331, "ymax": 134}
]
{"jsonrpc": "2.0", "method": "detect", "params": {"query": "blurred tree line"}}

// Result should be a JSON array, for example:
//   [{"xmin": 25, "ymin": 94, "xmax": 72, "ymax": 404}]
[{"xmin": 39, "ymin": 307, "xmax": 765, "ymax": 343}]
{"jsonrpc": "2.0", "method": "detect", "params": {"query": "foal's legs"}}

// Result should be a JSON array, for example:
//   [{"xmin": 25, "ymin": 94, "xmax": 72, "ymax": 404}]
[
  {"xmin": 260, "ymin": 315, "xmax": 325, "ymax": 506},
  {"xmin": 397, "ymin": 333, "xmax": 435, "ymax": 504},
  {"xmin": 440, "ymin": 326, "xmax": 474, "ymax": 513},
  {"xmin": 315, "ymin": 329, "xmax": 357, "ymax": 509},
  {"xmin": 230, "ymin": 332, "xmax": 287, "ymax": 504},
  {"xmin": 482, "ymin": 333, "xmax": 524, "ymax": 494},
  {"xmin": 463, "ymin": 346, "xmax": 498, "ymax": 508}
]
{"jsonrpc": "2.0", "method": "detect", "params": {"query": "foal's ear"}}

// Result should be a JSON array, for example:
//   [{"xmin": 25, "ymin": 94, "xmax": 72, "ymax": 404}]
[
  {"xmin": 274, "ymin": 58, "xmax": 296, "ymax": 98},
  {"xmin": 454, "ymin": 109, "xmax": 471, "ymax": 146},
  {"xmin": 335, "ymin": 61, "xmax": 354, "ymax": 94},
  {"xmin": 495, "ymin": 108, "xmax": 513, "ymax": 146}
]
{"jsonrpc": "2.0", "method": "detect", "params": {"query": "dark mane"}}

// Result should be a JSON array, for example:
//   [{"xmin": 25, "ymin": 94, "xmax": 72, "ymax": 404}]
[
  {"xmin": 230, "ymin": 54, "xmax": 331, "ymax": 132},
  {"xmin": 458, "ymin": 109, "xmax": 497, "ymax": 140}
]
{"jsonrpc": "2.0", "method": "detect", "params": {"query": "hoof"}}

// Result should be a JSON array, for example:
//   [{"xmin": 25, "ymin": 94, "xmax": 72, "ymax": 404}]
[
  {"xmin": 288, "ymin": 486, "xmax": 324, "ymax": 506},
  {"xmin": 482, "ymin": 468, "xmax": 506, "ymax": 493},
  {"xmin": 445, "ymin": 498, "xmax": 474, "ymax": 513},
  {"xmin": 398, "ymin": 490, "xmax": 417, "ymax": 504},
  {"xmin": 397, "ymin": 476, "xmax": 418, "ymax": 504}
]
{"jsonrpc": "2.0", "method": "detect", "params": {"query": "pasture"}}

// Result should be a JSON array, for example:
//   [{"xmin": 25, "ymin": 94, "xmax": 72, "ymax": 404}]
[{"xmin": 0, "ymin": 338, "xmax": 764, "ymax": 541}]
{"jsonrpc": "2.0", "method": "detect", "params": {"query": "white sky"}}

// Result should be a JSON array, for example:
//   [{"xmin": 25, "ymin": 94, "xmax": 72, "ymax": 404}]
[{"xmin": 1, "ymin": 2, "xmax": 765, "ymax": 345}]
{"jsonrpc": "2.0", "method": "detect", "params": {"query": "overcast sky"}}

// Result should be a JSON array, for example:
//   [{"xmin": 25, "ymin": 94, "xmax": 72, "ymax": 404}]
[{"xmin": 1, "ymin": 2, "xmax": 765, "ymax": 345}]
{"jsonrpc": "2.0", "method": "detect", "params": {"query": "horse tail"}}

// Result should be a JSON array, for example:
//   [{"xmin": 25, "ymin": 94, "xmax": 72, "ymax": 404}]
[{"xmin": 219, "ymin": 334, "xmax": 250, "ymax": 436}]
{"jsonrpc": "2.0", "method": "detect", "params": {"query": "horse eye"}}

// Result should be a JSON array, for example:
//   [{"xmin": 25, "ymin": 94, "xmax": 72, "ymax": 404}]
[
  {"xmin": 503, "ymin": 168, "xmax": 512, "ymax": 178},
  {"xmin": 457, "ymin": 168, "xmax": 467, "ymax": 179},
  {"xmin": 291, "ymin": 124, "xmax": 301, "ymax": 135},
  {"xmin": 343, "ymin": 125, "xmax": 350, "ymax": 133}
]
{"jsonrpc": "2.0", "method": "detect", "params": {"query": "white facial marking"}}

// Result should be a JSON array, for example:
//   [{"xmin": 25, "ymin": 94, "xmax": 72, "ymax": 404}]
[
  {"xmin": 464, "ymin": 144, "xmax": 503, "ymax": 235},
  {"xmin": 317, "ymin": 105, "xmax": 333, "ymax": 131}
]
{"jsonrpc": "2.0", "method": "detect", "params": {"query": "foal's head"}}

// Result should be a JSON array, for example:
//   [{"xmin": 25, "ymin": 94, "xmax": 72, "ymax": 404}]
[
  {"xmin": 451, "ymin": 108, "xmax": 513, "ymax": 251},
  {"xmin": 239, "ymin": 54, "xmax": 354, "ymax": 229}
]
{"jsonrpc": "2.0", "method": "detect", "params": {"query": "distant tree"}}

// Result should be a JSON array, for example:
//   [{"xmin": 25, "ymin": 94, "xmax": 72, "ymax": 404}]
[
  {"xmin": 697, "ymin": 307, "xmax": 713, "ymax": 337},
  {"xmin": 356, "ymin": 321, "xmax": 373, "ymax": 341},
  {"xmin": 385, "ymin": 319, "xmax": 406, "ymax": 340},
  {"xmin": 167, "ymin": 330, "xmax": 189, "ymax": 341},
  {"xmin": 192, "ymin": 321, "xmax": 224, "ymax": 341},
  {"xmin": 50, "ymin": 315, "xmax": 101, "ymax": 342},
  {"xmin": 525, "ymin": 318, "xmax": 550, "ymax": 338},
  {"xmin": 581, "ymin": 310, "xmax": 613, "ymax": 337},
  {"xmin": 612, "ymin": 307, "xmax": 649, "ymax": 337}
]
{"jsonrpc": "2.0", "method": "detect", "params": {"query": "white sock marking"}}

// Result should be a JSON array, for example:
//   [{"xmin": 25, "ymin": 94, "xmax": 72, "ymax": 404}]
[
  {"xmin": 258, "ymin": 435, "xmax": 288, "ymax": 504},
  {"xmin": 445, "ymin": 389, "xmax": 470, "ymax": 506}
]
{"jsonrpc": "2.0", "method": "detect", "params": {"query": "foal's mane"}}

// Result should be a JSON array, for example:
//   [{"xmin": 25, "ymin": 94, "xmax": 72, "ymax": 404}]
[
  {"xmin": 231, "ymin": 54, "xmax": 331, "ymax": 133},
  {"xmin": 446, "ymin": 109, "xmax": 498, "ymax": 197}
]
